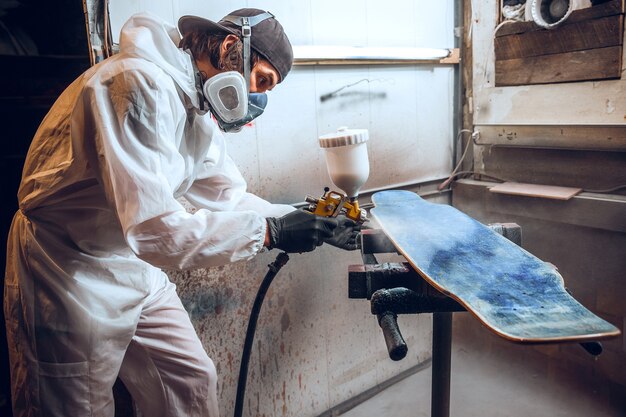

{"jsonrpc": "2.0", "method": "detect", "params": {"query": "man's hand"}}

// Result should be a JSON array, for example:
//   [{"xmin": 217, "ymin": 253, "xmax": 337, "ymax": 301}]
[
  {"xmin": 266, "ymin": 210, "xmax": 337, "ymax": 253},
  {"xmin": 323, "ymin": 215, "xmax": 362, "ymax": 251}
]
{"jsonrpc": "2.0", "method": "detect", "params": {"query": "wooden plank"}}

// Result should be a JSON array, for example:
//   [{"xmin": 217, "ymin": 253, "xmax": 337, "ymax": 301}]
[
  {"xmin": 294, "ymin": 58, "xmax": 452, "ymax": 66},
  {"xmin": 495, "ymin": 45, "xmax": 622, "ymax": 86},
  {"xmin": 439, "ymin": 47, "xmax": 461, "ymax": 64},
  {"xmin": 294, "ymin": 48, "xmax": 460, "ymax": 66},
  {"xmin": 495, "ymin": 15, "xmax": 623, "ymax": 60},
  {"xmin": 489, "ymin": 182, "xmax": 582, "ymax": 200},
  {"xmin": 495, "ymin": 0, "xmax": 624, "ymax": 37},
  {"xmin": 473, "ymin": 124, "xmax": 626, "ymax": 150}
]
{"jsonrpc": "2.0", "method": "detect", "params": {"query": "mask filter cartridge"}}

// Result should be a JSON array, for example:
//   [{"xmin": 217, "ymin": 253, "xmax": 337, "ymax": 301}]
[
  {"xmin": 202, "ymin": 71, "xmax": 248, "ymax": 123},
  {"xmin": 201, "ymin": 71, "xmax": 269, "ymax": 132}
]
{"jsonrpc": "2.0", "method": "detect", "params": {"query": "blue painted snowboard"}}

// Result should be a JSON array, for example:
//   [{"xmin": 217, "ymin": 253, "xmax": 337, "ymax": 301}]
[{"xmin": 371, "ymin": 190, "xmax": 620, "ymax": 343}]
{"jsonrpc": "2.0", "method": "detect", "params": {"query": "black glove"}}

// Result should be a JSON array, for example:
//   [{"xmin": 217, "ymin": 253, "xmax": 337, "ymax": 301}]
[
  {"xmin": 266, "ymin": 210, "xmax": 338, "ymax": 253},
  {"xmin": 323, "ymin": 215, "xmax": 362, "ymax": 251}
]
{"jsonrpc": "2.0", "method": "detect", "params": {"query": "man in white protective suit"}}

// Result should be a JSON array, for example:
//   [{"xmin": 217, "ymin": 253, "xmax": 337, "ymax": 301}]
[{"xmin": 4, "ymin": 8, "xmax": 360, "ymax": 417}]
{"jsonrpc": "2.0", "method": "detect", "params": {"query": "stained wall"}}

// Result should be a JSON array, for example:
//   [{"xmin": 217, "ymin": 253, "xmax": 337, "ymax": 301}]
[{"xmin": 108, "ymin": 1, "xmax": 457, "ymax": 416}]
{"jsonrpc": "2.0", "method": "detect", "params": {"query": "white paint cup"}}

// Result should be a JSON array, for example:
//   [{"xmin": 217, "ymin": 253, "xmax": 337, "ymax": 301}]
[{"xmin": 318, "ymin": 127, "xmax": 370, "ymax": 199}]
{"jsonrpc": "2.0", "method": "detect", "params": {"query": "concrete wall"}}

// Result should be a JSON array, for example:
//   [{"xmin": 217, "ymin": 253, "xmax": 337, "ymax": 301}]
[
  {"xmin": 107, "ymin": 1, "xmax": 457, "ymax": 416},
  {"xmin": 453, "ymin": 0, "xmax": 626, "ymax": 411},
  {"xmin": 166, "ymin": 224, "xmax": 437, "ymax": 417}
]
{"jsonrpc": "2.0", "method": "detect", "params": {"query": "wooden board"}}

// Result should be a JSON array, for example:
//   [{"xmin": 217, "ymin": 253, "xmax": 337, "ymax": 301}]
[
  {"xmin": 488, "ymin": 182, "xmax": 582, "ymax": 200},
  {"xmin": 495, "ymin": 46, "xmax": 622, "ymax": 86},
  {"xmin": 370, "ymin": 190, "xmax": 620, "ymax": 343},
  {"xmin": 495, "ymin": 15, "xmax": 623, "ymax": 60}
]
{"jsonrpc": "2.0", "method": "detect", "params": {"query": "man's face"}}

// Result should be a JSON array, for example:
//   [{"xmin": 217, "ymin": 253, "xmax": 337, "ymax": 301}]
[
  {"xmin": 250, "ymin": 59, "xmax": 279, "ymax": 93},
  {"xmin": 219, "ymin": 34, "xmax": 280, "ymax": 93}
]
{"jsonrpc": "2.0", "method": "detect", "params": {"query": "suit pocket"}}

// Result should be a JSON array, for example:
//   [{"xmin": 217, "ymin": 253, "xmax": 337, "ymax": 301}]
[{"xmin": 38, "ymin": 360, "xmax": 91, "ymax": 416}]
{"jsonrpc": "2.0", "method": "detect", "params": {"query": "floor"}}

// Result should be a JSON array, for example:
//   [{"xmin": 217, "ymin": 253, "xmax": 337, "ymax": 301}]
[{"xmin": 341, "ymin": 325, "xmax": 625, "ymax": 417}]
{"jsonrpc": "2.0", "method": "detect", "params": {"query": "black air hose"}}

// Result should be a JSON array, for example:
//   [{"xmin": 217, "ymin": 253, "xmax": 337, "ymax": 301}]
[{"xmin": 234, "ymin": 251, "xmax": 290, "ymax": 417}]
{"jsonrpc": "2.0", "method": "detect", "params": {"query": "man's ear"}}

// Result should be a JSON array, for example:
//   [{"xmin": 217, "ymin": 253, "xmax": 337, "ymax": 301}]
[{"xmin": 220, "ymin": 34, "xmax": 240, "ymax": 55}]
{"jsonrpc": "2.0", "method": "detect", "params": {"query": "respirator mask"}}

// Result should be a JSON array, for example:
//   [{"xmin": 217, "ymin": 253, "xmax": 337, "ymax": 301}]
[{"xmin": 195, "ymin": 12, "xmax": 274, "ymax": 132}]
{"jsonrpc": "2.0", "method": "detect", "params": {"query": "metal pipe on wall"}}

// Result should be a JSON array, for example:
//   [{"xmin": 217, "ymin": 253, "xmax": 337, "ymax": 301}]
[{"xmin": 453, "ymin": 0, "xmax": 465, "ymax": 173}]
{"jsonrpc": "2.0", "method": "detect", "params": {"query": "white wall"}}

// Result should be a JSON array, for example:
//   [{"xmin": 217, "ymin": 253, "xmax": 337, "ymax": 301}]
[{"xmin": 109, "ymin": 1, "xmax": 456, "ymax": 416}]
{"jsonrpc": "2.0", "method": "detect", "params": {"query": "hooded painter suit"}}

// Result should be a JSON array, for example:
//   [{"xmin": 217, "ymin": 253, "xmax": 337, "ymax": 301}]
[{"xmin": 4, "ymin": 12, "xmax": 294, "ymax": 417}]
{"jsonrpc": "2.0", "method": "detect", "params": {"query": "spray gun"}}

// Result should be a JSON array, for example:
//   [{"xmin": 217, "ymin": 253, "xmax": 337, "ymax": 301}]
[{"xmin": 305, "ymin": 127, "xmax": 370, "ymax": 224}]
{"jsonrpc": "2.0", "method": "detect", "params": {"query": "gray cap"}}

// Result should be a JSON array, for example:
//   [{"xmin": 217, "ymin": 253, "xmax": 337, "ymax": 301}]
[{"xmin": 178, "ymin": 8, "xmax": 293, "ymax": 82}]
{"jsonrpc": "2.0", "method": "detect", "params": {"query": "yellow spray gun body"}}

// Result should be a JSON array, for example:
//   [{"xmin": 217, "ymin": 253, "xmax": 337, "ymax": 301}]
[{"xmin": 305, "ymin": 188, "xmax": 367, "ymax": 224}]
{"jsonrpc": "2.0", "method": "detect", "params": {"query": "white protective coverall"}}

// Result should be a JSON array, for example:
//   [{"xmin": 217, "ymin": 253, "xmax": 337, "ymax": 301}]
[{"xmin": 4, "ymin": 12, "xmax": 293, "ymax": 417}]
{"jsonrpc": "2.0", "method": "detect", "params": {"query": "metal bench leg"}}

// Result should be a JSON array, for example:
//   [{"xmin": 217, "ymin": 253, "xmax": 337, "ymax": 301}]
[{"xmin": 431, "ymin": 312, "xmax": 452, "ymax": 417}]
